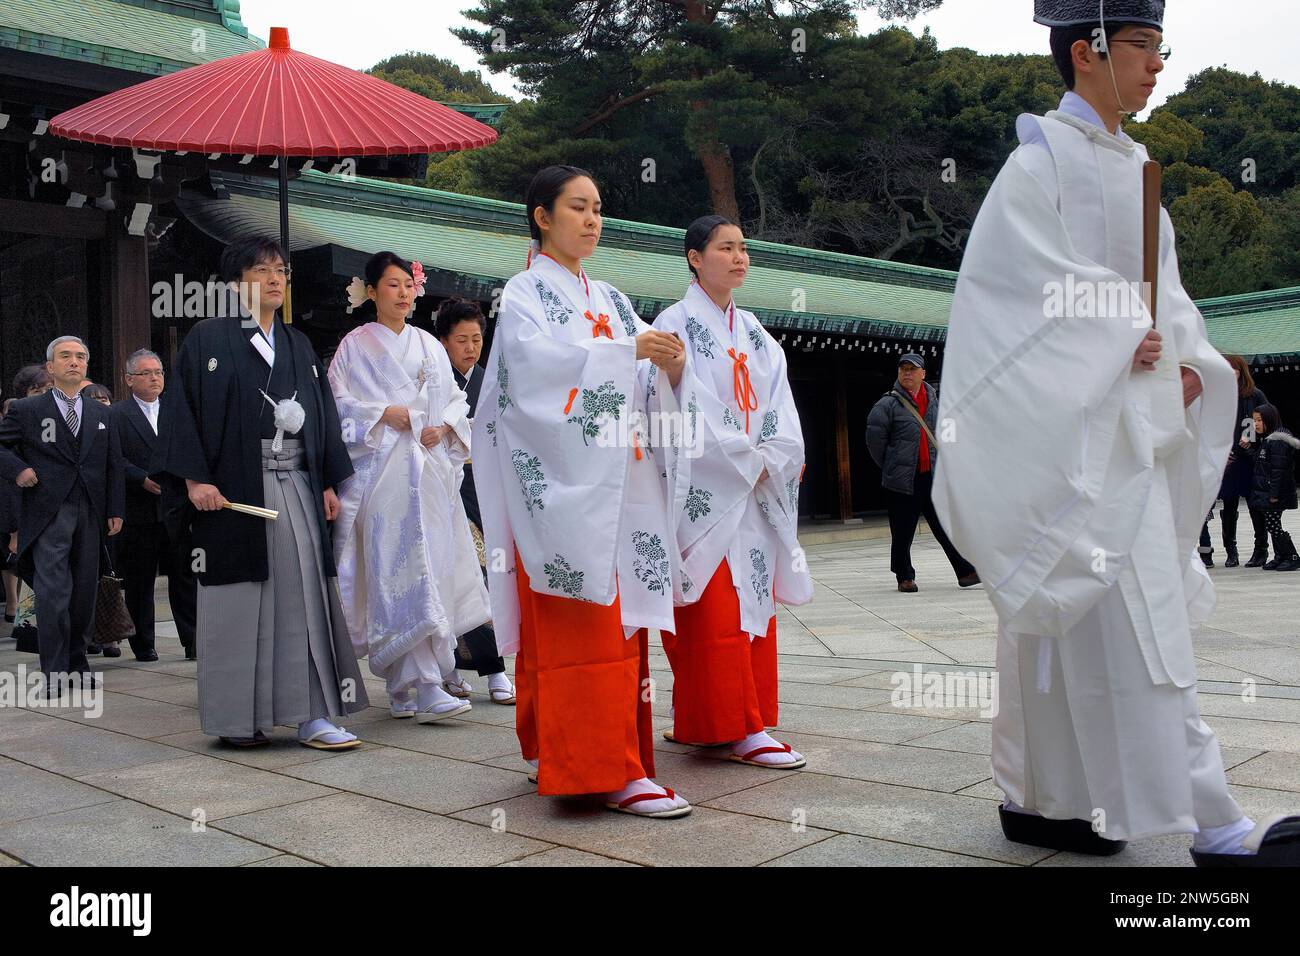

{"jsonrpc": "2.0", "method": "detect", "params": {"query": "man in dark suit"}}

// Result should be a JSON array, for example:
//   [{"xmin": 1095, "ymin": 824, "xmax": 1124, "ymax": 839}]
[
  {"xmin": 111, "ymin": 348, "xmax": 197, "ymax": 662},
  {"xmin": 0, "ymin": 336, "xmax": 124, "ymax": 691}
]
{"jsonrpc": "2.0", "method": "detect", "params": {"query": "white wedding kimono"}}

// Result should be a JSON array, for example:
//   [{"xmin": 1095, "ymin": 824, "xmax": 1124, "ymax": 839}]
[
  {"xmin": 652, "ymin": 281, "xmax": 812, "ymax": 636},
  {"xmin": 933, "ymin": 93, "xmax": 1243, "ymax": 840},
  {"xmin": 471, "ymin": 255, "xmax": 684, "ymax": 655},
  {"xmin": 329, "ymin": 322, "xmax": 491, "ymax": 692}
]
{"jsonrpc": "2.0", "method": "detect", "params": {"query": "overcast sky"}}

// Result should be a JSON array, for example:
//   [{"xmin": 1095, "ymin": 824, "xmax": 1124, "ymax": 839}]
[{"xmin": 241, "ymin": 0, "xmax": 1300, "ymax": 117}]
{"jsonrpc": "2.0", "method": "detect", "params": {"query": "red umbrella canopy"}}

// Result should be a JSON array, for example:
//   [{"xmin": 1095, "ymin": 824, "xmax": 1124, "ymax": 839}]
[{"xmin": 49, "ymin": 27, "xmax": 497, "ymax": 156}]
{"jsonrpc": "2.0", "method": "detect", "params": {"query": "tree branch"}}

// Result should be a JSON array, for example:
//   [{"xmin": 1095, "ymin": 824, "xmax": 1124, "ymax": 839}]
[{"xmin": 572, "ymin": 84, "xmax": 671, "ymax": 135}]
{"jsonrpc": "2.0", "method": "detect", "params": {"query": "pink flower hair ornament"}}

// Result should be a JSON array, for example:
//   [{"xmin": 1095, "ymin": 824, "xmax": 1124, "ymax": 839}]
[{"xmin": 411, "ymin": 260, "xmax": 427, "ymax": 298}]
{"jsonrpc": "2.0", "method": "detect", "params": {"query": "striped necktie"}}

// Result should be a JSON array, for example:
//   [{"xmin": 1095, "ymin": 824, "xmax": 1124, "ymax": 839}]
[{"xmin": 56, "ymin": 391, "xmax": 79, "ymax": 438}]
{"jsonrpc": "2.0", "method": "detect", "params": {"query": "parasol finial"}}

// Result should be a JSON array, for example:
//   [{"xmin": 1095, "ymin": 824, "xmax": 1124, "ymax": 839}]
[{"xmin": 269, "ymin": 27, "xmax": 290, "ymax": 50}]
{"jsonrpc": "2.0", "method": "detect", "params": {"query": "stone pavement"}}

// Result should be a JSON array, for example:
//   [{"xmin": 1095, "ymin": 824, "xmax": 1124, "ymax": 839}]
[{"xmin": 1, "ymin": 514, "xmax": 1298, "ymax": 867}]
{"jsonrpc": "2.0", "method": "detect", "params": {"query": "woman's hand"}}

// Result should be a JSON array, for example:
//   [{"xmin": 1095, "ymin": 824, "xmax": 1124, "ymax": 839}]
[
  {"xmin": 323, "ymin": 488, "xmax": 341, "ymax": 521},
  {"xmin": 636, "ymin": 330, "xmax": 683, "ymax": 366},
  {"xmin": 381, "ymin": 405, "xmax": 412, "ymax": 431},
  {"xmin": 420, "ymin": 424, "xmax": 449, "ymax": 449}
]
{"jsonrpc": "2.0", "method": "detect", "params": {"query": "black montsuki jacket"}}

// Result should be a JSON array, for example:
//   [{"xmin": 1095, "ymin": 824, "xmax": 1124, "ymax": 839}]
[{"xmin": 164, "ymin": 316, "xmax": 353, "ymax": 586}]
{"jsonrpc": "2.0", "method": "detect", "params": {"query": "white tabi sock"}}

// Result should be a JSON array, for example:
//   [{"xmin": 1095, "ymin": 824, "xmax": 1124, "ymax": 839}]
[
  {"xmin": 488, "ymin": 672, "xmax": 513, "ymax": 693},
  {"xmin": 731, "ymin": 730, "xmax": 803, "ymax": 766},
  {"xmin": 1193, "ymin": 816, "xmax": 1257, "ymax": 855},
  {"xmin": 607, "ymin": 777, "xmax": 687, "ymax": 813}
]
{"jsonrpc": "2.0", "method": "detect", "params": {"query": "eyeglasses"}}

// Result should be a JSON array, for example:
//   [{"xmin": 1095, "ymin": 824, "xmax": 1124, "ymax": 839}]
[
  {"xmin": 1109, "ymin": 39, "xmax": 1172, "ymax": 60},
  {"xmin": 127, "ymin": 370, "xmax": 165, "ymax": 378},
  {"xmin": 249, "ymin": 265, "xmax": 291, "ymax": 279}
]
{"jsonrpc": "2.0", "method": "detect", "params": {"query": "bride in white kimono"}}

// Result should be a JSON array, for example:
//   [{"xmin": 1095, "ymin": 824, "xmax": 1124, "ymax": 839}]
[{"xmin": 330, "ymin": 251, "xmax": 492, "ymax": 723}]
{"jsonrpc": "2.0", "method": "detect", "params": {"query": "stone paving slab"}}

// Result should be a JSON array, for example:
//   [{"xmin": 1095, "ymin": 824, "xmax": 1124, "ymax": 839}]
[
  {"xmin": 0, "ymin": 798, "xmax": 280, "ymax": 867},
  {"xmin": 1, "ymin": 513, "xmax": 1297, "ymax": 866},
  {"xmin": 0, "ymin": 755, "xmax": 119, "ymax": 826},
  {"xmin": 451, "ymin": 796, "xmax": 834, "ymax": 867},
  {"xmin": 75, "ymin": 754, "xmax": 338, "ymax": 821},
  {"xmin": 214, "ymin": 792, "xmax": 550, "ymax": 867}
]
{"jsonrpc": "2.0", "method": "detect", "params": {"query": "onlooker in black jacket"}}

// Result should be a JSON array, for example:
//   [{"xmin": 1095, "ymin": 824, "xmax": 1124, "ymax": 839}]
[
  {"xmin": 1202, "ymin": 357, "xmax": 1270, "ymax": 568},
  {"xmin": 866, "ymin": 353, "xmax": 978, "ymax": 593},
  {"xmin": 0, "ymin": 336, "xmax": 125, "ymax": 692},
  {"xmin": 1248, "ymin": 404, "xmax": 1299, "ymax": 572}
]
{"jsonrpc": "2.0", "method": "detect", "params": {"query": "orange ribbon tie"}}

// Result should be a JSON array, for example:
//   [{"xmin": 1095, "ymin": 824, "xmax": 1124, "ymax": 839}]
[
  {"xmin": 728, "ymin": 348, "xmax": 759, "ymax": 433},
  {"xmin": 585, "ymin": 310, "xmax": 614, "ymax": 339}
]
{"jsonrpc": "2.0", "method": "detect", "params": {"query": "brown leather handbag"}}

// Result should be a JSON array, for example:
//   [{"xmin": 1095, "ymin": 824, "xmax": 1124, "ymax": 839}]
[{"xmin": 94, "ymin": 547, "xmax": 136, "ymax": 644}]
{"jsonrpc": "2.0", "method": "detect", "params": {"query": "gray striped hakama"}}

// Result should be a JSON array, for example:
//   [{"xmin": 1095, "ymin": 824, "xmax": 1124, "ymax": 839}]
[{"xmin": 196, "ymin": 439, "xmax": 369, "ymax": 737}]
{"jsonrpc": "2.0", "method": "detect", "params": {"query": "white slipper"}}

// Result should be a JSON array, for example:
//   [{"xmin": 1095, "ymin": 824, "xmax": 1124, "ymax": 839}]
[{"xmin": 415, "ymin": 700, "xmax": 472, "ymax": 723}]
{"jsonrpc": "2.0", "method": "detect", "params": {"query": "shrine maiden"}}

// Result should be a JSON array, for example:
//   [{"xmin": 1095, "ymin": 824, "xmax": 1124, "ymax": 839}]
[
  {"xmin": 472, "ymin": 165, "xmax": 693, "ymax": 818},
  {"xmin": 652, "ymin": 216, "xmax": 812, "ymax": 768}
]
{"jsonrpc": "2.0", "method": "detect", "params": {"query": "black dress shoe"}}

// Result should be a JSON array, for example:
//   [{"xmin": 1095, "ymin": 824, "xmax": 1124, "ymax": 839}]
[
  {"xmin": 1191, "ymin": 815, "xmax": 1300, "ymax": 867},
  {"xmin": 1244, "ymin": 548, "xmax": 1268, "ymax": 568},
  {"xmin": 1200, "ymin": 551, "xmax": 1214, "ymax": 568},
  {"xmin": 134, "ymin": 650, "xmax": 159, "ymax": 662},
  {"xmin": 184, "ymin": 646, "xmax": 197, "ymax": 661},
  {"xmin": 1263, "ymin": 557, "xmax": 1280, "ymax": 570},
  {"xmin": 957, "ymin": 573, "xmax": 981, "ymax": 588},
  {"xmin": 85, "ymin": 643, "xmax": 102, "ymax": 655},
  {"xmin": 897, "ymin": 579, "xmax": 919, "ymax": 593},
  {"xmin": 1224, "ymin": 550, "xmax": 1240, "ymax": 568},
  {"xmin": 998, "ymin": 804, "xmax": 1127, "ymax": 856},
  {"xmin": 101, "ymin": 644, "xmax": 122, "ymax": 658},
  {"xmin": 3, "ymin": 613, "xmax": 13, "ymax": 624},
  {"xmin": 1275, "ymin": 556, "xmax": 1300, "ymax": 572}
]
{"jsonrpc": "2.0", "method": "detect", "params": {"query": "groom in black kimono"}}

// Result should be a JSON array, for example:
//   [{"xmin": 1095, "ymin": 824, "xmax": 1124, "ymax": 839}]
[{"xmin": 165, "ymin": 236, "xmax": 368, "ymax": 748}]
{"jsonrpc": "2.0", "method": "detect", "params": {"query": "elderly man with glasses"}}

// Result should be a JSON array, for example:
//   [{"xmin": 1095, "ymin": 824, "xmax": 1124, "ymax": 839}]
[{"xmin": 111, "ymin": 348, "xmax": 197, "ymax": 662}]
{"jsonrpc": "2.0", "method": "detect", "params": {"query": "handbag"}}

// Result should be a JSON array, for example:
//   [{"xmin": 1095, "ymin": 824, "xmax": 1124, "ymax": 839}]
[
  {"xmin": 10, "ymin": 583, "xmax": 37, "ymax": 653},
  {"xmin": 94, "ymin": 546, "xmax": 136, "ymax": 644},
  {"xmin": 12, "ymin": 621, "xmax": 38, "ymax": 654}
]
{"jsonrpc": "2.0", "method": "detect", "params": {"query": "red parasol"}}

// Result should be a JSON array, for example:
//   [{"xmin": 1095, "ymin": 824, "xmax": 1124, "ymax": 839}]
[{"xmin": 49, "ymin": 27, "xmax": 498, "ymax": 314}]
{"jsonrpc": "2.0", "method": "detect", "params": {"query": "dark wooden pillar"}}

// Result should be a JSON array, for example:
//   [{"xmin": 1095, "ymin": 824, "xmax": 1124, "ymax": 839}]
[
  {"xmin": 834, "ymin": 357, "xmax": 853, "ymax": 521},
  {"xmin": 105, "ymin": 231, "xmax": 151, "ymax": 399}
]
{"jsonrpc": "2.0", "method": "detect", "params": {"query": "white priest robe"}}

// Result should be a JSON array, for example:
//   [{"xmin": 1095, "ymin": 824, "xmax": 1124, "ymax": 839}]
[
  {"xmin": 651, "ymin": 281, "xmax": 812, "ymax": 636},
  {"xmin": 932, "ymin": 93, "xmax": 1243, "ymax": 840},
  {"xmin": 329, "ymin": 322, "xmax": 491, "ymax": 692},
  {"xmin": 471, "ymin": 255, "xmax": 684, "ymax": 655}
]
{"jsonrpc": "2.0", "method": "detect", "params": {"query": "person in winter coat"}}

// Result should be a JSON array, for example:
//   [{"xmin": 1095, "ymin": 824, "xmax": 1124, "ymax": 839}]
[
  {"xmin": 1248, "ymin": 403, "xmax": 1299, "ymax": 572},
  {"xmin": 1200, "ymin": 355, "xmax": 1269, "ymax": 567},
  {"xmin": 866, "ymin": 353, "xmax": 978, "ymax": 593}
]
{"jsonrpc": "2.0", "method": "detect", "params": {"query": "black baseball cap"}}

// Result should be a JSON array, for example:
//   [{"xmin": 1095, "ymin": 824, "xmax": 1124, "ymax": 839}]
[{"xmin": 899, "ymin": 353, "xmax": 925, "ymax": 369}]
